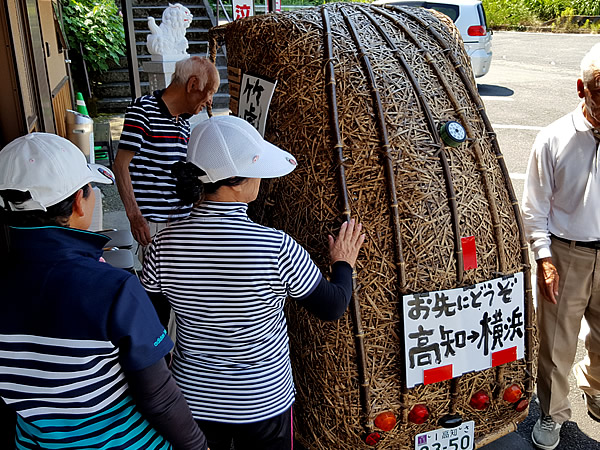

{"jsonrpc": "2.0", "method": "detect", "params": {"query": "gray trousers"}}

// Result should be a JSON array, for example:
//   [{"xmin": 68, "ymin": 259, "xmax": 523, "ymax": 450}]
[{"xmin": 536, "ymin": 236, "xmax": 600, "ymax": 423}]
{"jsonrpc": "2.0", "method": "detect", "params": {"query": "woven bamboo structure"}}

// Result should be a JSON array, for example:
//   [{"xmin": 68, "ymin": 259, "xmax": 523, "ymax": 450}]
[{"xmin": 209, "ymin": 4, "xmax": 536, "ymax": 449}]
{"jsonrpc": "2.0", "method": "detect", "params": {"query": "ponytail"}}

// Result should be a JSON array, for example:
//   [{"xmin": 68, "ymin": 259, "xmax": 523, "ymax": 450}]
[
  {"xmin": 172, "ymin": 161, "xmax": 247, "ymax": 206},
  {"xmin": 173, "ymin": 161, "xmax": 204, "ymax": 206}
]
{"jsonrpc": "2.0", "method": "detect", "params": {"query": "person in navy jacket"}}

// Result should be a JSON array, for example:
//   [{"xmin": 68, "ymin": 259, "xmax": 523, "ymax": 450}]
[{"xmin": 0, "ymin": 133, "xmax": 207, "ymax": 449}]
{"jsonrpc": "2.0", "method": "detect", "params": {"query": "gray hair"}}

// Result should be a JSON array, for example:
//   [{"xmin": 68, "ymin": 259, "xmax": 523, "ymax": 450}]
[
  {"xmin": 580, "ymin": 43, "xmax": 600, "ymax": 87},
  {"xmin": 170, "ymin": 56, "xmax": 220, "ymax": 91}
]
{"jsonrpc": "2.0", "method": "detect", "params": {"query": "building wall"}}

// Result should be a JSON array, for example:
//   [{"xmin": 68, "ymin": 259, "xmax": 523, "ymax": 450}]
[
  {"xmin": 38, "ymin": 0, "xmax": 68, "ymax": 91},
  {"xmin": 5, "ymin": 0, "xmax": 42, "ymax": 133},
  {"xmin": 0, "ymin": 0, "xmax": 72, "ymax": 147},
  {"xmin": 39, "ymin": 0, "xmax": 72, "ymax": 138},
  {"xmin": 52, "ymin": 81, "xmax": 71, "ymax": 138},
  {"xmin": 0, "ymin": 1, "xmax": 25, "ymax": 146}
]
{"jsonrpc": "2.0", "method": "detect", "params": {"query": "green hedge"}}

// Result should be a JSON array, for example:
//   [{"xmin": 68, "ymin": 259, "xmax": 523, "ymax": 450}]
[{"xmin": 483, "ymin": 0, "xmax": 600, "ymax": 27}]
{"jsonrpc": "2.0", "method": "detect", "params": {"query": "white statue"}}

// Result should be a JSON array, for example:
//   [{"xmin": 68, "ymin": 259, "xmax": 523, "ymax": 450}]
[{"xmin": 146, "ymin": 3, "xmax": 193, "ymax": 61}]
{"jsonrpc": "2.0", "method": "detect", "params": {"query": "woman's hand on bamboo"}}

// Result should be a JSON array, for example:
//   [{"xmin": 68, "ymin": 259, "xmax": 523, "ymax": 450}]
[{"xmin": 328, "ymin": 218, "xmax": 365, "ymax": 268}]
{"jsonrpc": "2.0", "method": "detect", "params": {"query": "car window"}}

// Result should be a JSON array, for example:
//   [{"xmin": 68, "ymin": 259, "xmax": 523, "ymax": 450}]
[
  {"xmin": 477, "ymin": 4, "xmax": 488, "ymax": 27},
  {"xmin": 423, "ymin": 3, "xmax": 459, "ymax": 21},
  {"xmin": 386, "ymin": 2, "xmax": 460, "ymax": 22}
]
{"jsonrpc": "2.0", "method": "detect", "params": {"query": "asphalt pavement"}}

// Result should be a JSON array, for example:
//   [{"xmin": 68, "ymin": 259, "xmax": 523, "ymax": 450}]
[{"xmin": 477, "ymin": 31, "xmax": 600, "ymax": 450}]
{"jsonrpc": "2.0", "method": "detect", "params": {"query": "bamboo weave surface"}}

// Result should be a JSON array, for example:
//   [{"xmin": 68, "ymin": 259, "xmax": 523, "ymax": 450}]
[{"xmin": 209, "ymin": 4, "xmax": 536, "ymax": 448}]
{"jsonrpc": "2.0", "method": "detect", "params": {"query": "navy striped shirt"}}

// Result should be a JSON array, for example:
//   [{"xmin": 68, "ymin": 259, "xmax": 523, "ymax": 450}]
[
  {"xmin": 141, "ymin": 202, "xmax": 322, "ymax": 423},
  {"xmin": 119, "ymin": 90, "xmax": 192, "ymax": 222},
  {"xmin": 0, "ymin": 227, "xmax": 174, "ymax": 449}
]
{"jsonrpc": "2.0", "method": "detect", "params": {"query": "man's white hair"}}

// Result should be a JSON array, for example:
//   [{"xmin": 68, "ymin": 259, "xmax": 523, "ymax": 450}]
[
  {"xmin": 580, "ymin": 43, "xmax": 600, "ymax": 87},
  {"xmin": 171, "ymin": 56, "xmax": 220, "ymax": 91}
]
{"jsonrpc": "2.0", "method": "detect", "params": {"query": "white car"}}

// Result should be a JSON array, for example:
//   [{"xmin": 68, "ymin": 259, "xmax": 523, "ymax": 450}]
[{"xmin": 372, "ymin": 0, "xmax": 492, "ymax": 78}]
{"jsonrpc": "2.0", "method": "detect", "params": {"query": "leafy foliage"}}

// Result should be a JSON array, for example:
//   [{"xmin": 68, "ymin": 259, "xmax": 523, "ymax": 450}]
[
  {"xmin": 525, "ymin": 0, "xmax": 570, "ymax": 21},
  {"xmin": 62, "ymin": 0, "xmax": 125, "ymax": 72},
  {"xmin": 571, "ymin": 0, "xmax": 600, "ymax": 15},
  {"xmin": 482, "ymin": 0, "xmax": 539, "ymax": 27},
  {"xmin": 484, "ymin": 0, "xmax": 600, "ymax": 27}
]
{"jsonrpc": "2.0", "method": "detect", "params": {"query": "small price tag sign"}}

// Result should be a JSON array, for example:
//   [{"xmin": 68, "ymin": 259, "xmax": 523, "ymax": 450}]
[{"xmin": 415, "ymin": 420, "xmax": 475, "ymax": 450}]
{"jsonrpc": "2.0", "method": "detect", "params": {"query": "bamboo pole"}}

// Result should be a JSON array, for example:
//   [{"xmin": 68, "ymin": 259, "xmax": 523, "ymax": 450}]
[
  {"xmin": 359, "ymin": 4, "xmax": 469, "ymax": 416},
  {"xmin": 321, "ymin": 6, "xmax": 372, "ymax": 432}
]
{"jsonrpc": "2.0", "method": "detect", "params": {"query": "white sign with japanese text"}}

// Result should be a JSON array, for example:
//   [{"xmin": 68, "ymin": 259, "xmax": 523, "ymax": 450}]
[
  {"xmin": 232, "ymin": 0, "xmax": 254, "ymax": 20},
  {"xmin": 237, "ymin": 74, "xmax": 277, "ymax": 137},
  {"xmin": 403, "ymin": 272, "xmax": 525, "ymax": 388}
]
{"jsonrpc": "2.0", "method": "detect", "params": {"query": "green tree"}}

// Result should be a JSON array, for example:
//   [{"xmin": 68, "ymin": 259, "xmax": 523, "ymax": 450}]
[{"xmin": 62, "ymin": 0, "xmax": 125, "ymax": 72}]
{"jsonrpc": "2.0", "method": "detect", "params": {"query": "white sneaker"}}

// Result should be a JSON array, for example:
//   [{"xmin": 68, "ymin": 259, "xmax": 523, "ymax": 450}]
[{"xmin": 531, "ymin": 415, "xmax": 561, "ymax": 450}]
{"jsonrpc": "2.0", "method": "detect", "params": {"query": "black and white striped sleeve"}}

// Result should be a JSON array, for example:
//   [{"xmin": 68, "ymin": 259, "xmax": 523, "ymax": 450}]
[
  {"xmin": 141, "ymin": 240, "xmax": 161, "ymax": 293},
  {"xmin": 278, "ymin": 233, "xmax": 322, "ymax": 299}
]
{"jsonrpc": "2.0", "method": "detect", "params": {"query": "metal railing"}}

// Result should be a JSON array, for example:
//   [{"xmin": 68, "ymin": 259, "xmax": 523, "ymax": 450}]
[
  {"xmin": 215, "ymin": 1, "xmax": 315, "ymax": 24},
  {"xmin": 120, "ymin": 0, "xmax": 316, "ymax": 101},
  {"xmin": 121, "ymin": 0, "xmax": 141, "ymax": 100}
]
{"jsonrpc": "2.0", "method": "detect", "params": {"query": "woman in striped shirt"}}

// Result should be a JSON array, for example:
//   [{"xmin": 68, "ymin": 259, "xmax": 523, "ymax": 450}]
[{"xmin": 141, "ymin": 116, "xmax": 364, "ymax": 450}]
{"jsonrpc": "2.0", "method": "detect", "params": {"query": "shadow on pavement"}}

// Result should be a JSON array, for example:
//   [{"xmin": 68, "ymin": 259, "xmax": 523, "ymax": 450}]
[
  {"xmin": 477, "ymin": 84, "xmax": 515, "ymax": 97},
  {"xmin": 492, "ymin": 394, "xmax": 600, "ymax": 450}
]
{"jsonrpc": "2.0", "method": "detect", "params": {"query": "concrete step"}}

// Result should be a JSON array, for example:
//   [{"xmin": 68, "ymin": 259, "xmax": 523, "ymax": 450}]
[
  {"xmin": 137, "ymin": 51, "xmax": 226, "ymax": 62},
  {"xmin": 216, "ymin": 65, "xmax": 228, "ymax": 79},
  {"xmin": 98, "ymin": 63, "xmax": 227, "ymax": 84},
  {"xmin": 212, "ymin": 92, "xmax": 230, "ymax": 109},
  {"xmin": 94, "ymin": 74, "xmax": 229, "ymax": 99},
  {"xmin": 135, "ymin": 27, "xmax": 211, "ymax": 38},
  {"xmin": 132, "ymin": 53, "xmax": 227, "ymax": 66},
  {"xmin": 97, "ymin": 92, "xmax": 230, "ymax": 114},
  {"xmin": 107, "ymin": 52, "xmax": 226, "ymax": 70},
  {"xmin": 132, "ymin": 0, "xmax": 206, "ymax": 7},
  {"xmin": 97, "ymin": 97, "xmax": 136, "ymax": 114},
  {"xmin": 136, "ymin": 40, "xmax": 210, "ymax": 56},
  {"xmin": 99, "ymin": 68, "xmax": 149, "ymax": 83},
  {"xmin": 95, "ymin": 81, "xmax": 150, "ymax": 99}
]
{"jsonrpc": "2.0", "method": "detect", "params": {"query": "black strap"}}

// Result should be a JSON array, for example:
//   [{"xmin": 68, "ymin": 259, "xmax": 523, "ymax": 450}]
[
  {"xmin": 552, "ymin": 234, "xmax": 600, "ymax": 250},
  {"xmin": 0, "ymin": 224, "xmax": 10, "ymax": 269}
]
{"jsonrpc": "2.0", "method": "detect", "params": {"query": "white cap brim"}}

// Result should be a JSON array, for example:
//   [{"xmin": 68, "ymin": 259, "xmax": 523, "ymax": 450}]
[
  {"xmin": 234, "ymin": 140, "xmax": 297, "ymax": 180},
  {"xmin": 86, "ymin": 164, "xmax": 115, "ymax": 185}
]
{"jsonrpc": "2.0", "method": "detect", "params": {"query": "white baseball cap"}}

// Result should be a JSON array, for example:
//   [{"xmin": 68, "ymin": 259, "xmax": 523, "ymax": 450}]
[
  {"xmin": 0, "ymin": 132, "xmax": 114, "ymax": 211},
  {"xmin": 187, "ymin": 115, "xmax": 297, "ymax": 183}
]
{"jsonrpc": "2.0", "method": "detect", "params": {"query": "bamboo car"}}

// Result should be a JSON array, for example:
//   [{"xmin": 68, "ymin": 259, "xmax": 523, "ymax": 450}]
[{"xmin": 209, "ymin": 3, "xmax": 536, "ymax": 448}]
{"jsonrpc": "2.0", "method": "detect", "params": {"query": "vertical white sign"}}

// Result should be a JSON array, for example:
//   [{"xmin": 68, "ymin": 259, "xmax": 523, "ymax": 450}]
[
  {"xmin": 232, "ymin": 0, "xmax": 254, "ymax": 20},
  {"xmin": 237, "ymin": 74, "xmax": 277, "ymax": 137}
]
